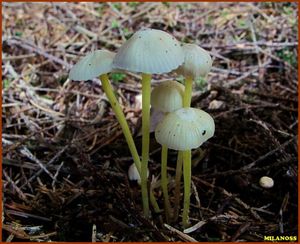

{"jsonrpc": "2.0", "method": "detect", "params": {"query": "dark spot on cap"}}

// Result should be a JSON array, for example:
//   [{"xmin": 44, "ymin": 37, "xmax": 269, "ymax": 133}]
[
  {"xmin": 138, "ymin": 36, "xmax": 141, "ymax": 38},
  {"xmin": 173, "ymin": 134, "xmax": 175, "ymax": 136},
  {"xmin": 165, "ymin": 50, "xmax": 168, "ymax": 53},
  {"xmin": 202, "ymin": 130, "xmax": 206, "ymax": 135},
  {"xmin": 159, "ymin": 38, "xmax": 162, "ymax": 40},
  {"xmin": 177, "ymin": 123, "xmax": 180, "ymax": 126},
  {"xmin": 175, "ymin": 44, "xmax": 177, "ymax": 46},
  {"xmin": 89, "ymin": 63, "xmax": 91, "ymax": 66}
]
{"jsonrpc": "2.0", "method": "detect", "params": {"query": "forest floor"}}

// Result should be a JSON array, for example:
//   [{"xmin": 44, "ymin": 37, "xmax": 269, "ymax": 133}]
[{"xmin": 2, "ymin": 2, "xmax": 298, "ymax": 242}]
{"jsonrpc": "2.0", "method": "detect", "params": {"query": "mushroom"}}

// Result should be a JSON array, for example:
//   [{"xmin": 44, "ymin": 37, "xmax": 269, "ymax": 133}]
[
  {"xmin": 113, "ymin": 28, "xmax": 184, "ymax": 216},
  {"xmin": 151, "ymin": 80, "xmax": 185, "ymax": 114},
  {"xmin": 128, "ymin": 163, "xmax": 149, "ymax": 185},
  {"xmin": 176, "ymin": 44, "xmax": 212, "ymax": 107},
  {"xmin": 69, "ymin": 50, "xmax": 141, "ymax": 179},
  {"xmin": 174, "ymin": 44, "xmax": 212, "ymax": 222},
  {"xmin": 155, "ymin": 108, "xmax": 215, "ymax": 227},
  {"xmin": 151, "ymin": 80, "xmax": 185, "ymax": 221}
]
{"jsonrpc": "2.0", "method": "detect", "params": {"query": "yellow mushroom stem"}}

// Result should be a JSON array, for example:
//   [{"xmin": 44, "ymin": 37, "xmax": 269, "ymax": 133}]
[
  {"xmin": 181, "ymin": 76, "xmax": 193, "ymax": 227},
  {"xmin": 100, "ymin": 74, "xmax": 141, "ymax": 173},
  {"xmin": 182, "ymin": 150, "xmax": 191, "ymax": 228},
  {"xmin": 173, "ymin": 151, "xmax": 183, "ymax": 222},
  {"xmin": 141, "ymin": 73, "xmax": 152, "ymax": 217},
  {"xmin": 101, "ymin": 74, "xmax": 159, "ymax": 215},
  {"xmin": 150, "ymin": 185, "xmax": 161, "ymax": 213},
  {"xmin": 161, "ymin": 145, "xmax": 172, "ymax": 222},
  {"xmin": 183, "ymin": 77, "xmax": 193, "ymax": 107}
]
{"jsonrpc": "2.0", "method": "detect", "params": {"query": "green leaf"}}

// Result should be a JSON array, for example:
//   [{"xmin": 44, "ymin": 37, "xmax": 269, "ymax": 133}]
[
  {"xmin": 195, "ymin": 77, "xmax": 207, "ymax": 90},
  {"xmin": 111, "ymin": 20, "xmax": 119, "ymax": 29},
  {"xmin": 3, "ymin": 79, "xmax": 10, "ymax": 89}
]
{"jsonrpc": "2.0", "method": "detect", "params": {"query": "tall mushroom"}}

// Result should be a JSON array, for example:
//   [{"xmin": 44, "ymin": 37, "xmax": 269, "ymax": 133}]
[
  {"xmin": 69, "ymin": 50, "xmax": 141, "ymax": 181},
  {"xmin": 174, "ymin": 44, "xmax": 212, "ymax": 222},
  {"xmin": 113, "ymin": 28, "xmax": 184, "ymax": 217},
  {"xmin": 151, "ymin": 80, "xmax": 184, "ymax": 221},
  {"xmin": 155, "ymin": 108, "xmax": 215, "ymax": 227}
]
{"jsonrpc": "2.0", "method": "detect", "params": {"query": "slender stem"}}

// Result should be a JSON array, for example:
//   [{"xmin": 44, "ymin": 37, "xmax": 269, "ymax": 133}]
[
  {"xmin": 173, "ymin": 151, "xmax": 183, "ymax": 222},
  {"xmin": 150, "ymin": 186, "xmax": 161, "ymax": 213},
  {"xmin": 182, "ymin": 150, "xmax": 191, "ymax": 228},
  {"xmin": 141, "ymin": 73, "xmax": 152, "ymax": 217},
  {"xmin": 182, "ymin": 76, "xmax": 193, "ymax": 227},
  {"xmin": 161, "ymin": 145, "xmax": 172, "ymax": 222},
  {"xmin": 183, "ymin": 77, "xmax": 193, "ymax": 108},
  {"xmin": 100, "ymin": 74, "xmax": 141, "ymax": 173}
]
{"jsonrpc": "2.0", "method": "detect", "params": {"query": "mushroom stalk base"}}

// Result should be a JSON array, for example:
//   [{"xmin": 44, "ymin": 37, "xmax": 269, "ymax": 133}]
[
  {"xmin": 100, "ymin": 74, "xmax": 141, "ymax": 173},
  {"xmin": 182, "ymin": 150, "xmax": 191, "ymax": 228},
  {"xmin": 150, "ymin": 186, "xmax": 161, "ymax": 213},
  {"xmin": 161, "ymin": 145, "xmax": 172, "ymax": 222},
  {"xmin": 141, "ymin": 73, "xmax": 152, "ymax": 217}
]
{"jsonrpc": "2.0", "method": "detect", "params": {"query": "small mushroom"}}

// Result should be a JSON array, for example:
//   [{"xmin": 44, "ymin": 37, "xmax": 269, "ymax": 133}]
[
  {"xmin": 69, "ymin": 50, "xmax": 142, "ymax": 182},
  {"xmin": 150, "ymin": 80, "xmax": 185, "ymax": 221},
  {"xmin": 128, "ymin": 163, "xmax": 149, "ymax": 185},
  {"xmin": 69, "ymin": 50, "xmax": 115, "ymax": 81},
  {"xmin": 151, "ymin": 80, "xmax": 185, "ymax": 114},
  {"xmin": 155, "ymin": 107, "xmax": 215, "ymax": 227},
  {"xmin": 155, "ymin": 108, "xmax": 215, "ymax": 150},
  {"xmin": 176, "ymin": 44, "xmax": 212, "ymax": 107},
  {"xmin": 113, "ymin": 28, "xmax": 184, "ymax": 217}
]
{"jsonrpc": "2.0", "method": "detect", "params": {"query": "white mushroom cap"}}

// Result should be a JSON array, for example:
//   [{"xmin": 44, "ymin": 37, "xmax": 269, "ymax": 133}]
[
  {"xmin": 128, "ymin": 163, "xmax": 149, "ymax": 185},
  {"xmin": 69, "ymin": 50, "xmax": 115, "ymax": 81},
  {"xmin": 176, "ymin": 44, "xmax": 212, "ymax": 79},
  {"xmin": 112, "ymin": 28, "xmax": 184, "ymax": 74},
  {"xmin": 151, "ymin": 80, "xmax": 184, "ymax": 113},
  {"xmin": 259, "ymin": 176, "xmax": 274, "ymax": 189},
  {"xmin": 155, "ymin": 108, "xmax": 215, "ymax": 150}
]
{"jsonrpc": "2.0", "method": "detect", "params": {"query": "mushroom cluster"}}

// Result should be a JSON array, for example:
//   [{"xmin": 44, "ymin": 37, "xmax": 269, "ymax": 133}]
[{"xmin": 69, "ymin": 28, "xmax": 215, "ymax": 228}]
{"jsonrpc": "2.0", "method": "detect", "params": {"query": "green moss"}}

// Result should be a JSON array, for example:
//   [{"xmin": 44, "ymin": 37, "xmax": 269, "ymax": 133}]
[
  {"xmin": 111, "ymin": 20, "xmax": 119, "ymax": 29},
  {"xmin": 128, "ymin": 2, "xmax": 139, "ymax": 8},
  {"xmin": 112, "ymin": 3, "xmax": 121, "ymax": 11},
  {"xmin": 195, "ymin": 77, "xmax": 207, "ymax": 90},
  {"xmin": 110, "ymin": 73, "xmax": 126, "ymax": 82},
  {"xmin": 3, "ymin": 79, "xmax": 11, "ymax": 90},
  {"xmin": 277, "ymin": 49, "xmax": 297, "ymax": 67}
]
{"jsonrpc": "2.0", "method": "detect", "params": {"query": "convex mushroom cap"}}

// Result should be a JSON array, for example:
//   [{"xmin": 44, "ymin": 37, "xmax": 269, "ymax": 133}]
[
  {"xmin": 69, "ymin": 50, "xmax": 115, "ymax": 81},
  {"xmin": 151, "ymin": 80, "xmax": 184, "ymax": 113},
  {"xmin": 112, "ymin": 28, "xmax": 184, "ymax": 74},
  {"xmin": 128, "ymin": 163, "xmax": 149, "ymax": 185},
  {"xmin": 155, "ymin": 108, "xmax": 215, "ymax": 150},
  {"xmin": 176, "ymin": 44, "xmax": 212, "ymax": 79}
]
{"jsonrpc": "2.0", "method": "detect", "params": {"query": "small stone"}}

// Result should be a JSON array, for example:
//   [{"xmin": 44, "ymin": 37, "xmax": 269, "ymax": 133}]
[
  {"xmin": 259, "ymin": 176, "xmax": 274, "ymax": 189},
  {"xmin": 208, "ymin": 100, "xmax": 225, "ymax": 110}
]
